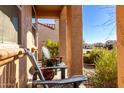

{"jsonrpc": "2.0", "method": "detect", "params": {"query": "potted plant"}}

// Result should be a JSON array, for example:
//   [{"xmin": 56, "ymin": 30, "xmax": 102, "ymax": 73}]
[{"xmin": 41, "ymin": 40, "xmax": 59, "ymax": 80}]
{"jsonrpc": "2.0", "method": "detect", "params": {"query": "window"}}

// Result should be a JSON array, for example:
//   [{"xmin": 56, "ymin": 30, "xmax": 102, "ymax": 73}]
[{"xmin": 0, "ymin": 5, "xmax": 20, "ymax": 44}]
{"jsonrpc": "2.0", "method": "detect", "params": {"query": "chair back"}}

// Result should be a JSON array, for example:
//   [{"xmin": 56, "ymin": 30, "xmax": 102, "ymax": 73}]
[
  {"xmin": 42, "ymin": 46, "xmax": 51, "ymax": 59},
  {"xmin": 24, "ymin": 48, "xmax": 48, "ymax": 88}
]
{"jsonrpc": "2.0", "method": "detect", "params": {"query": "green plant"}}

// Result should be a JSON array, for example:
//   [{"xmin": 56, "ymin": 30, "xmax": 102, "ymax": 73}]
[
  {"xmin": 84, "ymin": 53, "xmax": 90, "ymax": 64},
  {"xmin": 84, "ymin": 48, "xmax": 104, "ymax": 64},
  {"xmin": 42, "ymin": 39, "xmax": 59, "ymax": 67},
  {"xmin": 91, "ymin": 48, "xmax": 117, "ymax": 88},
  {"xmin": 42, "ymin": 58, "xmax": 56, "ymax": 67},
  {"xmin": 45, "ymin": 39, "xmax": 59, "ymax": 58},
  {"xmin": 89, "ymin": 48, "xmax": 104, "ymax": 64}
]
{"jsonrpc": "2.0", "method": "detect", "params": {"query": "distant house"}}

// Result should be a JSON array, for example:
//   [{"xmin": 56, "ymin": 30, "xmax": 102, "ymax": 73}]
[
  {"xmin": 92, "ymin": 40, "xmax": 116, "ymax": 50},
  {"xmin": 94, "ymin": 42, "xmax": 104, "ymax": 48},
  {"xmin": 105, "ymin": 40, "xmax": 116, "ymax": 50},
  {"xmin": 37, "ymin": 20, "xmax": 59, "ymax": 60},
  {"xmin": 83, "ymin": 43, "xmax": 93, "ymax": 49}
]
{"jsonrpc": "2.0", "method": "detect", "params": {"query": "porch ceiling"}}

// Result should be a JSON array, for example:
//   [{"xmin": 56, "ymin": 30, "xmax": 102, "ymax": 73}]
[{"xmin": 34, "ymin": 5, "xmax": 63, "ymax": 19}]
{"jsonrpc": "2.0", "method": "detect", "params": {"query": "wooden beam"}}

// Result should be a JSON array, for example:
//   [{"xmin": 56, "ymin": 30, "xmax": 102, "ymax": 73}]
[
  {"xmin": 36, "ymin": 11, "xmax": 60, "ymax": 19},
  {"xmin": 0, "ymin": 48, "xmax": 25, "ymax": 60},
  {"xmin": 32, "ymin": 5, "xmax": 37, "ymax": 16},
  {"xmin": 0, "ymin": 47, "xmax": 38, "ymax": 67},
  {"xmin": 0, "ymin": 48, "xmax": 25, "ymax": 66},
  {"xmin": 16, "ymin": 5, "xmax": 22, "ymax": 11}
]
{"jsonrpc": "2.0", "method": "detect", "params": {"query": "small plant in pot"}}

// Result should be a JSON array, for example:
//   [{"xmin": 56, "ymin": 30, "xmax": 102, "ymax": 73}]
[{"xmin": 41, "ymin": 39, "xmax": 59, "ymax": 80}]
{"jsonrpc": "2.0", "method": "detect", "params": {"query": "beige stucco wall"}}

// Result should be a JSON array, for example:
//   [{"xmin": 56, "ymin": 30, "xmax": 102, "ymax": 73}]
[
  {"xmin": 0, "ymin": 6, "xmax": 21, "ymax": 88},
  {"xmin": 66, "ymin": 5, "xmax": 83, "ymax": 76},
  {"xmin": 0, "ymin": 5, "xmax": 19, "ymax": 43},
  {"xmin": 0, "ymin": 44, "xmax": 20, "ymax": 88},
  {"xmin": 38, "ymin": 20, "xmax": 59, "ymax": 60},
  {"xmin": 21, "ymin": 5, "xmax": 36, "ymax": 87},
  {"xmin": 59, "ymin": 6, "xmax": 67, "ymax": 64},
  {"xmin": 0, "ymin": 5, "xmax": 36, "ymax": 88}
]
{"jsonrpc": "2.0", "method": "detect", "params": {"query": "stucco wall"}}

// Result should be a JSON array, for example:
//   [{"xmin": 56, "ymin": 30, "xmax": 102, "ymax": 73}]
[
  {"xmin": 0, "ymin": 6, "xmax": 21, "ymax": 88},
  {"xmin": 20, "ymin": 5, "xmax": 35, "ymax": 87},
  {"xmin": 0, "ymin": 5, "xmax": 19, "ymax": 43},
  {"xmin": 117, "ymin": 5, "xmax": 124, "ymax": 88},
  {"xmin": 0, "ymin": 44, "xmax": 20, "ymax": 88},
  {"xmin": 0, "ymin": 5, "xmax": 35, "ymax": 88}
]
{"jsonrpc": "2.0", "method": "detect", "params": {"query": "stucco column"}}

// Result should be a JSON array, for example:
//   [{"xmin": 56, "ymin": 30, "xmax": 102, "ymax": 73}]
[
  {"xmin": 116, "ymin": 5, "xmax": 124, "ymax": 88},
  {"xmin": 20, "ymin": 5, "xmax": 32, "ymax": 87},
  {"xmin": 66, "ymin": 5, "xmax": 83, "ymax": 76},
  {"xmin": 59, "ymin": 6, "xmax": 67, "ymax": 64}
]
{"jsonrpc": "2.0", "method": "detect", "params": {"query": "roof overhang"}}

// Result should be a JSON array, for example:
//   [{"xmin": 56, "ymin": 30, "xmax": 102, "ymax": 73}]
[{"xmin": 34, "ymin": 5, "xmax": 63, "ymax": 19}]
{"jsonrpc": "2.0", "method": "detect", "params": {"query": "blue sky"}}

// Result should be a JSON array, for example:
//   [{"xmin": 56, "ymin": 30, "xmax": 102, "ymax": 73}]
[
  {"xmin": 38, "ymin": 19, "xmax": 55, "ymax": 24},
  {"xmin": 37, "ymin": 5, "xmax": 116, "ymax": 44},
  {"xmin": 83, "ymin": 5, "xmax": 116, "ymax": 43}
]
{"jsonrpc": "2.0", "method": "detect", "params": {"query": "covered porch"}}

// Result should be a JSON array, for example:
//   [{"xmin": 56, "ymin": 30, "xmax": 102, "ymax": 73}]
[
  {"xmin": 0, "ymin": 5, "xmax": 124, "ymax": 88},
  {"xmin": 34, "ymin": 5, "xmax": 83, "ymax": 76},
  {"xmin": 0, "ymin": 5, "xmax": 83, "ymax": 87}
]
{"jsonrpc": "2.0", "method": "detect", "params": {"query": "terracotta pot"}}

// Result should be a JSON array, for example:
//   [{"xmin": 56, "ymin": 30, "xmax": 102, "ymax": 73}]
[
  {"xmin": 29, "ymin": 66, "xmax": 55, "ymax": 80},
  {"xmin": 42, "ymin": 69, "xmax": 55, "ymax": 80}
]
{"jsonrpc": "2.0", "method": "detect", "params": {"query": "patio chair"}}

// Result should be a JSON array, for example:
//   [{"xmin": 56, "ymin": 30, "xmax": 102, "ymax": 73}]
[{"xmin": 24, "ymin": 48, "xmax": 87, "ymax": 88}]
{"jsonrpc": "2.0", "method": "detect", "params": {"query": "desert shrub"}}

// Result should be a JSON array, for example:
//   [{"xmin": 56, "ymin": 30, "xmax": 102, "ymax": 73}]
[
  {"xmin": 89, "ymin": 48, "xmax": 104, "ymax": 64},
  {"xmin": 84, "ymin": 48, "xmax": 105, "ymax": 64},
  {"xmin": 91, "ymin": 48, "xmax": 117, "ymax": 88},
  {"xmin": 84, "ymin": 53, "xmax": 91, "ymax": 64}
]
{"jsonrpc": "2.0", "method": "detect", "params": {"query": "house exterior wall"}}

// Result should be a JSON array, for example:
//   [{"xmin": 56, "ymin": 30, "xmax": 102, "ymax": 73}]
[
  {"xmin": 59, "ymin": 6, "xmax": 67, "ymax": 64},
  {"xmin": 116, "ymin": 5, "xmax": 124, "ymax": 88},
  {"xmin": 0, "ymin": 6, "xmax": 21, "ymax": 88},
  {"xmin": 0, "ymin": 5, "xmax": 35, "ymax": 88},
  {"xmin": 66, "ymin": 5, "xmax": 83, "ymax": 76},
  {"xmin": 0, "ymin": 6, "xmax": 19, "ymax": 43},
  {"xmin": 19, "ymin": 5, "xmax": 34, "ymax": 87},
  {"xmin": 0, "ymin": 44, "xmax": 20, "ymax": 88},
  {"xmin": 37, "ymin": 20, "xmax": 59, "ymax": 60}
]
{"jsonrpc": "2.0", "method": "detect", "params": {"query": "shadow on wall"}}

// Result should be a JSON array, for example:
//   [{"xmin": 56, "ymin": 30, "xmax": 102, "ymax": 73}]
[
  {"xmin": 0, "ymin": 5, "xmax": 19, "ymax": 32},
  {"xmin": 0, "ymin": 62, "xmax": 17, "ymax": 88},
  {"xmin": 0, "ymin": 56, "xmax": 28, "ymax": 88},
  {"xmin": 18, "ymin": 56, "xmax": 28, "ymax": 88}
]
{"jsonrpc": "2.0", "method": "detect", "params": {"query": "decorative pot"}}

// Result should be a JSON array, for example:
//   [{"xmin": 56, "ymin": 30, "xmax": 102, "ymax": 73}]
[{"xmin": 42, "ymin": 69, "xmax": 55, "ymax": 80}]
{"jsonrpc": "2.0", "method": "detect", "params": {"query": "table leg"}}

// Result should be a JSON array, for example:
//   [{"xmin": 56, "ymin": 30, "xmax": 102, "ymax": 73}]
[{"xmin": 61, "ymin": 68, "xmax": 65, "ymax": 79}]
